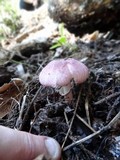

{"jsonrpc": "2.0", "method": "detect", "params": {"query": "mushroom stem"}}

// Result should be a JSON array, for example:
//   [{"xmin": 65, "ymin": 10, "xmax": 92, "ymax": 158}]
[
  {"xmin": 64, "ymin": 90, "xmax": 73, "ymax": 103},
  {"xmin": 59, "ymin": 83, "xmax": 73, "ymax": 103}
]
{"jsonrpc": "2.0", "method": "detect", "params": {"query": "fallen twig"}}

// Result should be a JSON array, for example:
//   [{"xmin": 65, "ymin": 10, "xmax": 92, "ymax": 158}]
[
  {"xmin": 76, "ymin": 113, "xmax": 96, "ymax": 133},
  {"xmin": 62, "ymin": 88, "xmax": 82, "ymax": 149},
  {"xmin": 63, "ymin": 111, "xmax": 120, "ymax": 151},
  {"xmin": 106, "ymin": 96, "xmax": 120, "ymax": 122},
  {"xmin": 15, "ymin": 94, "xmax": 27, "ymax": 129},
  {"xmin": 85, "ymin": 96, "xmax": 91, "ymax": 125},
  {"xmin": 20, "ymin": 86, "xmax": 41, "ymax": 131},
  {"xmin": 94, "ymin": 92, "xmax": 120, "ymax": 105}
]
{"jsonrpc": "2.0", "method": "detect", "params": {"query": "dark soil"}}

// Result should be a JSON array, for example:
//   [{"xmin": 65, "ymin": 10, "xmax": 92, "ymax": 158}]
[{"xmin": 0, "ymin": 29, "xmax": 120, "ymax": 160}]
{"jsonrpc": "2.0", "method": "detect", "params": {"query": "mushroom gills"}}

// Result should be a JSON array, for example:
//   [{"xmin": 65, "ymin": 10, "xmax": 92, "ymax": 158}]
[{"xmin": 58, "ymin": 83, "xmax": 72, "ymax": 96}]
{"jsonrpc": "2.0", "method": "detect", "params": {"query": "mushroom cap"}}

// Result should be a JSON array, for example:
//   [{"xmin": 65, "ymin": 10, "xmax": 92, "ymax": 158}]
[{"xmin": 39, "ymin": 58, "xmax": 89, "ymax": 88}]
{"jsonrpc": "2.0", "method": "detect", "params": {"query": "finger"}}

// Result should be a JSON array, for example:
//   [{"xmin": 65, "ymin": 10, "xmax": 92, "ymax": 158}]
[{"xmin": 0, "ymin": 126, "xmax": 61, "ymax": 160}]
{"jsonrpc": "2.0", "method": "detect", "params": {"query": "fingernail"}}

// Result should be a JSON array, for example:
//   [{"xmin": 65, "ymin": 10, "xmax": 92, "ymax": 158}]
[{"xmin": 45, "ymin": 138, "xmax": 61, "ymax": 160}]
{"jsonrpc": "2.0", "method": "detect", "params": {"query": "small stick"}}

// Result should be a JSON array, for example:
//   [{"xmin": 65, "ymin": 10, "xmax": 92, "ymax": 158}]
[
  {"xmin": 107, "ymin": 111, "xmax": 120, "ymax": 128},
  {"xmin": 94, "ymin": 92, "xmax": 120, "ymax": 105},
  {"xmin": 16, "ymin": 94, "xmax": 27, "ymax": 129},
  {"xmin": 61, "ymin": 88, "xmax": 82, "ymax": 149},
  {"xmin": 29, "ymin": 108, "xmax": 43, "ymax": 133},
  {"xmin": 63, "ymin": 111, "xmax": 120, "ymax": 151},
  {"xmin": 64, "ymin": 111, "xmax": 69, "ymax": 126},
  {"xmin": 106, "ymin": 96, "xmax": 120, "ymax": 122},
  {"xmin": 63, "ymin": 126, "xmax": 107, "ymax": 151},
  {"xmin": 76, "ymin": 114, "xmax": 96, "ymax": 133},
  {"xmin": 20, "ymin": 87, "xmax": 41, "ymax": 131},
  {"xmin": 85, "ymin": 96, "xmax": 91, "ymax": 126}
]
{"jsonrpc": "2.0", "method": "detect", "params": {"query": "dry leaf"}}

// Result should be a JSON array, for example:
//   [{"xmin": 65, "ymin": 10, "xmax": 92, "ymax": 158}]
[
  {"xmin": 81, "ymin": 31, "xmax": 100, "ymax": 43},
  {"xmin": 0, "ymin": 78, "xmax": 25, "ymax": 118}
]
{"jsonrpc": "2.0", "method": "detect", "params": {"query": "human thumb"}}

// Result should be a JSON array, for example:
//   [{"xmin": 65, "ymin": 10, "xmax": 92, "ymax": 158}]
[{"xmin": 0, "ymin": 125, "xmax": 61, "ymax": 160}]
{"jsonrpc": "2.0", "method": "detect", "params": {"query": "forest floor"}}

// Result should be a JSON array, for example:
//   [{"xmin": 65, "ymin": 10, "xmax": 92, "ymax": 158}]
[{"xmin": 0, "ymin": 3, "xmax": 120, "ymax": 160}]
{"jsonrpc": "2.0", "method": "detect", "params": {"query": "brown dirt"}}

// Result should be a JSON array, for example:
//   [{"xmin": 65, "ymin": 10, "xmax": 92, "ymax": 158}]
[{"xmin": 0, "ymin": 23, "xmax": 120, "ymax": 160}]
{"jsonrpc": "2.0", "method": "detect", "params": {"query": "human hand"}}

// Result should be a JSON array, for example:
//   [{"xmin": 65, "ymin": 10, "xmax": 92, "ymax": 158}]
[{"xmin": 0, "ymin": 125, "xmax": 61, "ymax": 160}]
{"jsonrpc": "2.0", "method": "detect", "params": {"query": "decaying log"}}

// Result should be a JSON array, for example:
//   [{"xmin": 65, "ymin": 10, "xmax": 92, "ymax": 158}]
[{"xmin": 48, "ymin": 0, "xmax": 120, "ymax": 35}]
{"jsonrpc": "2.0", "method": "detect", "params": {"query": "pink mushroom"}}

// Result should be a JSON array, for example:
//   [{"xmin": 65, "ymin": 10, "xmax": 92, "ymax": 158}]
[{"xmin": 39, "ymin": 58, "xmax": 89, "ymax": 102}]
